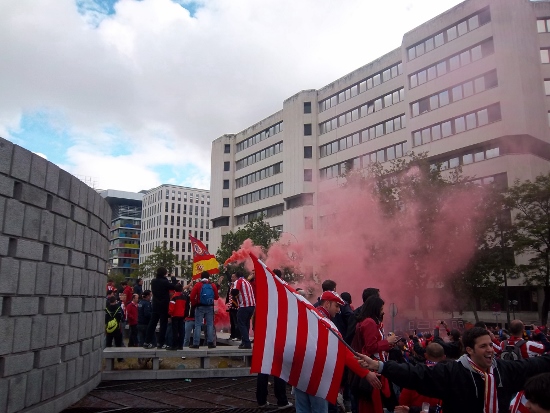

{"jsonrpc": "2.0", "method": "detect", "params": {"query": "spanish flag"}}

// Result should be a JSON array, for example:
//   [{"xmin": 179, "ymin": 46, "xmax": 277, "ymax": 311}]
[{"xmin": 189, "ymin": 233, "xmax": 220, "ymax": 280}]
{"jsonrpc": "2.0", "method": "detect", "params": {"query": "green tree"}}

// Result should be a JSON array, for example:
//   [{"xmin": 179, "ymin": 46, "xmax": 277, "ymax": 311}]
[
  {"xmin": 135, "ymin": 241, "xmax": 181, "ymax": 279},
  {"xmin": 505, "ymin": 173, "xmax": 550, "ymax": 325}
]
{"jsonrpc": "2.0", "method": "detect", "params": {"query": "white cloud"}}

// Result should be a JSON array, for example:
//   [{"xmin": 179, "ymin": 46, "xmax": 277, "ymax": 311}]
[{"xmin": 0, "ymin": 0, "xmax": 464, "ymax": 192}]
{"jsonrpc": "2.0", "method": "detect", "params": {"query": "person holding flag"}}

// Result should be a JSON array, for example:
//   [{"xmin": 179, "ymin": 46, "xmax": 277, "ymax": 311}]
[{"xmin": 189, "ymin": 233, "xmax": 219, "ymax": 280}]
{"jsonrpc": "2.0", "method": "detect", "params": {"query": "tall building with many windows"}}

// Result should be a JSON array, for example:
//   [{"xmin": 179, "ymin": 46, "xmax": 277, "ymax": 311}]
[
  {"xmin": 211, "ymin": 0, "xmax": 550, "ymax": 316},
  {"xmin": 140, "ymin": 184, "xmax": 211, "ymax": 278}
]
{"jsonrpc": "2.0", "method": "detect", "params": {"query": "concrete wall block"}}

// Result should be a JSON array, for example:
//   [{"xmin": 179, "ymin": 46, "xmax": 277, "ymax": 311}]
[
  {"xmin": 78, "ymin": 312, "xmax": 86, "ymax": 340},
  {"xmin": 30, "ymin": 153, "xmax": 48, "ymax": 188},
  {"xmin": 74, "ymin": 356, "xmax": 83, "ymax": 385},
  {"xmin": 12, "ymin": 317, "xmax": 32, "ymax": 353},
  {"xmin": 91, "ymin": 311, "xmax": 101, "ymax": 336},
  {"xmin": 0, "ymin": 137, "xmax": 14, "ymax": 175},
  {"xmin": 82, "ymin": 227, "xmax": 92, "ymax": 253},
  {"xmin": 96, "ymin": 297, "xmax": 104, "ymax": 311},
  {"xmin": 81, "ymin": 353, "xmax": 90, "ymax": 382},
  {"xmin": 90, "ymin": 231, "xmax": 98, "ymax": 256},
  {"xmin": 65, "ymin": 218, "xmax": 76, "ymax": 248},
  {"xmin": 88, "ymin": 272, "xmax": 97, "ymax": 297},
  {"xmin": 14, "ymin": 239, "xmax": 43, "ymax": 261},
  {"xmin": 86, "ymin": 255, "xmax": 98, "ymax": 271},
  {"xmin": 25, "ymin": 369, "xmax": 43, "ymax": 408},
  {"xmin": 62, "ymin": 342, "xmax": 80, "ymax": 362},
  {"xmin": 72, "ymin": 268, "xmax": 82, "ymax": 295},
  {"xmin": 86, "ymin": 188, "xmax": 96, "ymax": 215},
  {"xmin": 69, "ymin": 313, "xmax": 79, "ymax": 343},
  {"xmin": 84, "ymin": 312, "xmax": 93, "ymax": 338},
  {"xmin": 70, "ymin": 250, "xmax": 85, "ymax": 269},
  {"xmin": 0, "ymin": 377, "xmax": 6, "ymax": 413},
  {"xmin": 80, "ymin": 338, "xmax": 92, "ymax": 355},
  {"xmin": 58, "ymin": 314, "xmax": 70, "ymax": 345},
  {"xmin": 22, "ymin": 204, "xmax": 41, "ymax": 240},
  {"xmin": 30, "ymin": 316, "xmax": 47, "ymax": 350},
  {"xmin": 3, "ymin": 199, "xmax": 24, "ymax": 236},
  {"xmin": 0, "ymin": 257, "xmax": 19, "ymax": 294},
  {"xmin": 62, "ymin": 266, "xmax": 73, "ymax": 296},
  {"xmin": 45, "ymin": 315, "xmax": 60, "ymax": 347},
  {"xmin": 83, "ymin": 297, "xmax": 95, "ymax": 312},
  {"xmin": 41, "ymin": 365, "xmax": 57, "ymax": 401},
  {"xmin": 65, "ymin": 359, "xmax": 76, "ymax": 390},
  {"xmin": 93, "ymin": 193, "xmax": 101, "ymax": 218},
  {"xmin": 74, "ymin": 223, "xmax": 84, "ymax": 252},
  {"xmin": 69, "ymin": 176, "xmax": 80, "ymax": 205},
  {"xmin": 35, "ymin": 262, "xmax": 52, "ymax": 295},
  {"xmin": 0, "ymin": 196, "xmax": 5, "ymax": 233},
  {"xmin": 39, "ymin": 210, "xmax": 54, "ymax": 243},
  {"xmin": 0, "ymin": 318, "xmax": 14, "ymax": 355},
  {"xmin": 91, "ymin": 348, "xmax": 101, "ymax": 375},
  {"xmin": 100, "ymin": 221, "xmax": 109, "ymax": 240},
  {"xmin": 55, "ymin": 363, "xmax": 67, "ymax": 396},
  {"xmin": 8, "ymin": 373, "xmax": 26, "ymax": 413},
  {"xmin": 0, "ymin": 174, "xmax": 14, "ymax": 197},
  {"xmin": 7, "ymin": 297, "xmax": 39, "ymax": 316},
  {"xmin": 17, "ymin": 260, "xmax": 37, "ymax": 294},
  {"xmin": 11, "ymin": 145, "xmax": 32, "ymax": 182},
  {"xmin": 92, "ymin": 334, "xmax": 102, "ymax": 350},
  {"xmin": 45, "ymin": 162, "xmax": 59, "ymax": 194},
  {"xmin": 43, "ymin": 297, "xmax": 64, "ymax": 314},
  {"xmin": 49, "ymin": 264, "xmax": 63, "ymax": 296},
  {"xmin": 20, "ymin": 183, "xmax": 48, "ymax": 209},
  {"xmin": 0, "ymin": 234, "xmax": 9, "ymax": 256},
  {"xmin": 57, "ymin": 169, "xmax": 71, "ymax": 200},
  {"xmin": 0, "ymin": 352, "xmax": 35, "ymax": 377},
  {"xmin": 89, "ymin": 214, "xmax": 100, "ymax": 232},
  {"xmin": 47, "ymin": 245, "xmax": 68, "ymax": 265},
  {"xmin": 77, "ymin": 182, "xmax": 88, "ymax": 209},
  {"xmin": 52, "ymin": 215, "xmax": 67, "ymax": 246},
  {"xmin": 80, "ymin": 269, "xmax": 89, "ymax": 295},
  {"xmin": 73, "ymin": 206, "xmax": 88, "ymax": 226},
  {"xmin": 51, "ymin": 196, "xmax": 71, "ymax": 218},
  {"xmin": 66, "ymin": 297, "xmax": 82, "ymax": 313},
  {"xmin": 35, "ymin": 346, "xmax": 62, "ymax": 368}
]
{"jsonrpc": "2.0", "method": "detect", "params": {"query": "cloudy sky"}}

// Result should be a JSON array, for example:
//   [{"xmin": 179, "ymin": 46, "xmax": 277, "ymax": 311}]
[{"xmin": 0, "ymin": 0, "xmax": 465, "ymax": 193}]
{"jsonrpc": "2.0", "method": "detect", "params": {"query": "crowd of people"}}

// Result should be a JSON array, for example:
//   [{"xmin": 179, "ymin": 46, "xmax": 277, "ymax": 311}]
[{"xmin": 104, "ymin": 271, "xmax": 550, "ymax": 413}]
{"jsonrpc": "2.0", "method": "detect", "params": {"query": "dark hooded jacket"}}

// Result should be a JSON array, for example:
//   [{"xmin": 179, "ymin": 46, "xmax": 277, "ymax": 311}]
[{"xmin": 379, "ymin": 354, "xmax": 550, "ymax": 413}]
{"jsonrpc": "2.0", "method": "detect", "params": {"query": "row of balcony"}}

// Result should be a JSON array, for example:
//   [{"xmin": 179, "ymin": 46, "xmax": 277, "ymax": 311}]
[
  {"xmin": 110, "ymin": 243, "xmax": 140, "ymax": 249},
  {"xmin": 110, "ymin": 253, "xmax": 139, "ymax": 258}
]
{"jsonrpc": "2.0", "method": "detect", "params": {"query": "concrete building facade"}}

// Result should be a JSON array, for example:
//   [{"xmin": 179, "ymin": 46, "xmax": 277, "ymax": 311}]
[{"xmin": 211, "ymin": 0, "xmax": 550, "ymax": 317}]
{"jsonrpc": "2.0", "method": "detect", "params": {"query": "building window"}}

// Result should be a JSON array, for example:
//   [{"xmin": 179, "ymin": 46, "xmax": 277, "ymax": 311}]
[
  {"xmin": 304, "ymin": 124, "xmax": 312, "ymax": 136},
  {"xmin": 304, "ymin": 169, "xmax": 313, "ymax": 181},
  {"xmin": 304, "ymin": 146, "xmax": 312, "ymax": 159},
  {"xmin": 545, "ymin": 80, "xmax": 550, "ymax": 96},
  {"xmin": 223, "ymin": 180, "xmax": 229, "ymax": 189},
  {"xmin": 223, "ymin": 198, "xmax": 229, "ymax": 208},
  {"xmin": 538, "ymin": 18, "xmax": 550, "ymax": 33},
  {"xmin": 236, "ymin": 122, "xmax": 283, "ymax": 152},
  {"xmin": 235, "ymin": 183, "xmax": 283, "ymax": 207},
  {"xmin": 304, "ymin": 102, "xmax": 311, "ymax": 114},
  {"xmin": 235, "ymin": 204, "xmax": 284, "ymax": 225},
  {"xmin": 236, "ymin": 141, "xmax": 283, "ymax": 170},
  {"xmin": 224, "ymin": 144, "xmax": 231, "ymax": 153},
  {"xmin": 224, "ymin": 161, "xmax": 230, "ymax": 171},
  {"xmin": 541, "ymin": 49, "xmax": 550, "ymax": 64}
]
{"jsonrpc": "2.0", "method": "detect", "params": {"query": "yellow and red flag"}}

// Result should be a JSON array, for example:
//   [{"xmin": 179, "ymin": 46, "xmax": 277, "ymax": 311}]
[{"xmin": 189, "ymin": 233, "xmax": 219, "ymax": 280}]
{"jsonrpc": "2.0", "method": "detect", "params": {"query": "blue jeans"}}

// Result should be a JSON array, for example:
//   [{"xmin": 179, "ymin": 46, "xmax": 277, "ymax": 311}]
[
  {"xmin": 184, "ymin": 319, "xmax": 195, "ymax": 347},
  {"xmin": 294, "ymin": 388, "xmax": 327, "ymax": 413},
  {"xmin": 237, "ymin": 306, "xmax": 255, "ymax": 347},
  {"xmin": 194, "ymin": 305, "xmax": 214, "ymax": 345}
]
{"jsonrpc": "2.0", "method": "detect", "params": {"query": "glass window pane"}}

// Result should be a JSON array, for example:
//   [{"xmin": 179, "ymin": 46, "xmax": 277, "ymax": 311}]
[
  {"xmin": 383, "ymin": 69, "xmax": 391, "ymax": 82},
  {"xmin": 541, "ymin": 49, "xmax": 550, "ymax": 64},
  {"xmin": 434, "ymin": 33, "xmax": 444, "ymax": 47},
  {"xmin": 442, "ymin": 121, "xmax": 453, "ymax": 137},
  {"xmin": 477, "ymin": 108, "xmax": 489, "ymax": 126},
  {"xmin": 416, "ymin": 43, "xmax": 425, "ymax": 57},
  {"xmin": 537, "ymin": 20, "xmax": 547, "ymax": 33},
  {"xmin": 421, "ymin": 128, "xmax": 431, "ymax": 144},
  {"xmin": 391, "ymin": 66, "xmax": 398, "ymax": 77},
  {"xmin": 432, "ymin": 124, "xmax": 442, "ymax": 141},
  {"xmin": 463, "ymin": 153, "xmax": 473, "ymax": 164},
  {"xmin": 353, "ymin": 133, "xmax": 360, "ymax": 146},
  {"xmin": 425, "ymin": 37, "xmax": 434, "ymax": 52},
  {"xmin": 368, "ymin": 103, "xmax": 374, "ymax": 114},
  {"xmin": 386, "ymin": 120, "xmax": 394, "ymax": 134},
  {"xmin": 375, "ymin": 124, "xmax": 384, "ymax": 137},
  {"xmin": 427, "ymin": 66, "xmax": 437, "ymax": 81},
  {"xmin": 377, "ymin": 150, "xmax": 385, "ymax": 162},
  {"xmin": 370, "ymin": 153, "xmax": 377, "ymax": 163},
  {"xmin": 466, "ymin": 113, "xmax": 477, "ymax": 130},
  {"xmin": 452, "ymin": 85, "xmax": 463, "ymax": 101},
  {"xmin": 412, "ymin": 103, "xmax": 419, "ymax": 118},
  {"xmin": 458, "ymin": 21, "xmax": 468, "ymax": 36},
  {"xmin": 384, "ymin": 94, "xmax": 393, "ymax": 107},
  {"xmin": 437, "ymin": 61, "xmax": 447, "ymax": 76},
  {"xmin": 396, "ymin": 144, "xmax": 403, "ymax": 158},
  {"xmin": 469, "ymin": 15, "xmax": 480, "ymax": 30},
  {"xmin": 474, "ymin": 151, "xmax": 485, "ymax": 162},
  {"xmin": 394, "ymin": 116, "xmax": 402, "ymax": 130},
  {"xmin": 439, "ymin": 90, "xmax": 450, "ymax": 106},
  {"xmin": 455, "ymin": 116, "xmax": 466, "ymax": 133},
  {"xmin": 413, "ymin": 131, "xmax": 422, "ymax": 146},
  {"xmin": 545, "ymin": 80, "xmax": 550, "ymax": 95},
  {"xmin": 460, "ymin": 50, "xmax": 471, "ymax": 65},
  {"xmin": 375, "ymin": 99, "xmax": 383, "ymax": 111},
  {"xmin": 367, "ymin": 78, "xmax": 373, "ymax": 89},
  {"xmin": 373, "ymin": 74, "xmax": 381, "ymax": 86},
  {"xmin": 464, "ymin": 81, "xmax": 474, "ymax": 97},
  {"xmin": 338, "ymin": 92, "xmax": 345, "ymax": 103},
  {"xmin": 339, "ymin": 137, "xmax": 347, "ymax": 150},
  {"xmin": 449, "ymin": 55, "xmax": 460, "ymax": 71},
  {"xmin": 471, "ymin": 45, "xmax": 482, "ymax": 61},
  {"xmin": 474, "ymin": 76, "xmax": 485, "ymax": 93},
  {"xmin": 361, "ymin": 130, "xmax": 368, "ymax": 142},
  {"xmin": 387, "ymin": 146, "xmax": 395, "ymax": 160},
  {"xmin": 417, "ymin": 70, "xmax": 427, "ymax": 85},
  {"xmin": 351, "ymin": 85, "xmax": 358, "ymax": 97},
  {"xmin": 449, "ymin": 157, "xmax": 459, "ymax": 168},
  {"xmin": 359, "ymin": 81, "xmax": 366, "ymax": 93},
  {"xmin": 447, "ymin": 26, "xmax": 458, "ymax": 41},
  {"xmin": 486, "ymin": 147, "xmax": 499, "ymax": 159},
  {"xmin": 410, "ymin": 74, "xmax": 418, "ymax": 88},
  {"xmin": 429, "ymin": 95, "xmax": 439, "ymax": 110}
]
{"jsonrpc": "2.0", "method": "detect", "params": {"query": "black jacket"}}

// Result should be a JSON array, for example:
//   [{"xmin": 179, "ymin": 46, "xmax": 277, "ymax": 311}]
[
  {"xmin": 150, "ymin": 277, "xmax": 175, "ymax": 311},
  {"xmin": 432, "ymin": 329, "xmax": 462, "ymax": 360},
  {"xmin": 105, "ymin": 303, "xmax": 123, "ymax": 325},
  {"xmin": 381, "ymin": 354, "xmax": 550, "ymax": 413},
  {"xmin": 137, "ymin": 299, "xmax": 152, "ymax": 326}
]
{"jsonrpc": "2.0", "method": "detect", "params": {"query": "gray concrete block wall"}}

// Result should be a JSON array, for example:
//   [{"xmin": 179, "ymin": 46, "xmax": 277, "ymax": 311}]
[{"xmin": 0, "ymin": 137, "xmax": 110, "ymax": 413}]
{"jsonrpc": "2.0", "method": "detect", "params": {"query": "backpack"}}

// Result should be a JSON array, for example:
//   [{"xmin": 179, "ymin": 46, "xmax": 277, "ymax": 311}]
[
  {"xmin": 200, "ymin": 282, "xmax": 215, "ymax": 306},
  {"xmin": 500, "ymin": 339, "xmax": 525, "ymax": 361},
  {"xmin": 105, "ymin": 306, "xmax": 121, "ymax": 333}
]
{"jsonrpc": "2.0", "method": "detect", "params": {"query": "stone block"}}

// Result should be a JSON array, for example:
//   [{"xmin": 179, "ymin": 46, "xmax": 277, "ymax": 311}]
[
  {"xmin": 51, "ymin": 196, "xmax": 71, "ymax": 218},
  {"xmin": 73, "ymin": 206, "xmax": 87, "ymax": 226},
  {"xmin": 45, "ymin": 162, "xmax": 59, "ymax": 194},
  {"xmin": 0, "ymin": 378, "xmax": 6, "ymax": 413},
  {"xmin": 25, "ymin": 369, "xmax": 43, "ymax": 407},
  {"xmin": 43, "ymin": 297, "xmax": 64, "ymax": 314},
  {"xmin": 96, "ymin": 297, "xmax": 104, "ymax": 311},
  {"xmin": 53, "ymin": 215, "xmax": 67, "ymax": 246},
  {"xmin": 89, "ymin": 214, "xmax": 100, "ymax": 232},
  {"xmin": 45, "ymin": 315, "xmax": 60, "ymax": 347},
  {"xmin": 82, "ymin": 353, "xmax": 90, "ymax": 382},
  {"xmin": 0, "ymin": 234, "xmax": 9, "ymax": 256},
  {"xmin": 62, "ymin": 342, "xmax": 80, "ymax": 361},
  {"xmin": 35, "ymin": 262, "xmax": 52, "ymax": 295},
  {"xmin": 0, "ymin": 196, "xmax": 5, "ymax": 233},
  {"xmin": 0, "ymin": 137, "xmax": 14, "ymax": 175},
  {"xmin": 57, "ymin": 169, "xmax": 71, "ymax": 200},
  {"xmin": 22, "ymin": 204, "xmax": 41, "ymax": 240},
  {"xmin": 7, "ymin": 297, "xmax": 39, "ymax": 316},
  {"xmin": 20, "ymin": 183, "xmax": 48, "ymax": 208},
  {"xmin": 41, "ymin": 365, "xmax": 57, "ymax": 400},
  {"xmin": 12, "ymin": 317, "xmax": 32, "ymax": 353},
  {"xmin": 11, "ymin": 145, "xmax": 31, "ymax": 182},
  {"xmin": 65, "ymin": 358, "xmax": 76, "ymax": 390},
  {"xmin": 86, "ymin": 255, "xmax": 98, "ymax": 271},
  {"xmin": 39, "ymin": 210, "xmax": 54, "ymax": 243},
  {"xmin": 65, "ymin": 218, "xmax": 76, "ymax": 248},
  {"xmin": 78, "ymin": 312, "xmax": 87, "ymax": 340},
  {"xmin": 35, "ymin": 346, "xmax": 61, "ymax": 368},
  {"xmin": 48, "ymin": 264, "xmax": 62, "ymax": 296},
  {"xmin": 3, "ymin": 199, "xmax": 24, "ymax": 236},
  {"xmin": 0, "ymin": 318, "xmax": 14, "ymax": 355},
  {"xmin": 8, "ymin": 374, "xmax": 26, "ymax": 413},
  {"xmin": 92, "ymin": 334, "xmax": 102, "ymax": 350},
  {"xmin": 74, "ymin": 356, "xmax": 83, "ymax": 385},
  {"xmin": 78, "ymin": 181, "xmax": 88, "ymax": 209},
  {"xmin": 0, "ymin": 352, "xmax": 34, "ymax": 377},
  {"xmin": 74, "ymin": 223, "xmax": 84, "ymax": 252},
  {"xmin": 66, "ymin": 297, "xmax": 82, "ymax": 313},
  {"xmin": 72, "ymin": 268, "xmax": 82, "ymax": 295},
  {"xmin": 0, "ymin": 174, "xmax": 13, "ymax": 197},
  {"xmin": 30, "ymin": 316, "xmax": 47, "ymax": 350},
  {"xmin": 82, "ymin": 227, "xmax": 92, "ymax": 253},
  {"xmin": 83, "ymin": 297, "xmax": 95, "ymax": 312},
  {"xmin": 14, "ymin": 239, "xmax": 43, "ymax": 262},
  {"xmin": 80, "ymin": 338, "xmax": 92, "ymax": 355},
  {"xmin": 100, "ymin": 221, "xmax": 109, "ymax": 241},
  {"xmin": 90, "ymin": 231, "xmax": 98, "ymax": 256},
  {"xmin": 84, "ymin": 312, "xmax": 92, "ymax": 338},
  {"xmin": 86, "ymin": 187, "xmax": 95, "ymax": 213},
  {"xmin": 58, "ymin": 314, "xmax": 70, "ymax": 345},
  {"xmin": 47, "ymin": 245, "xmax": 68, "ymax": 265},
  {"xmin": 93, "ymin": 192, "xmax": 101, "ymax": 217},
  {"xmin": 55, "ymin": 363, "xmax": 66, "ymax": 395},
  {"xmin": 70, "ymin": 250, "xmax": 85, "ymax": 268},
  {"xmin": 0, "ymin": 257, "xmax": 19, "ymax": 294},
  {"xmin": 69, "ymin": 176, "xmax": 80, "ymax": 205},
  {"xmin": 62, "ymin": 266, "xmax": 73, "ymax": 295},
  {"xmin": 17, "ymin": 260, "xmax": 37, "ymax": 294},
  {"xmin": 80, "ymin": 270, "xmax": 89, "ymax": 296},
  {"xmin": 30, "ymin": 153, "xmax": 48, "ymax": 188},
  {"xmin": 69, "ymin": 314, "xmax": 79, "ymax": 343}
]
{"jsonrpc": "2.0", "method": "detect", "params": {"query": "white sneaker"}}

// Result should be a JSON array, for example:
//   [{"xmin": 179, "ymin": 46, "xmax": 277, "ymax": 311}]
[
  {"xmin": 278, "ymin": 402, "xmax": 293, "ymax": 409},
  {"xmin": 259, "ymin": 402, "xmax": 270, "ymax": 408},
  {"xmin": 231, "ymin": 337, "xmax": 239, "ymax": 341}
]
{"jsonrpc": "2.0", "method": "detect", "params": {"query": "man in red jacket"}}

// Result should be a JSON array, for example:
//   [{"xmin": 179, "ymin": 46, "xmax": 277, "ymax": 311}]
[
  {"xmin": 190, "ymin": 271, "xmax": 219, "ymax": 348},
  {"xmin": 121, "ymin": 281, "xmax": 133, "ymax": 305},
  {"xmin": 168, "ymin": 284, "xmax": 186, "ymax": 350},
  {"xmin": 126, "ymin": 294, "xmax": 139, "ymax": 347}
]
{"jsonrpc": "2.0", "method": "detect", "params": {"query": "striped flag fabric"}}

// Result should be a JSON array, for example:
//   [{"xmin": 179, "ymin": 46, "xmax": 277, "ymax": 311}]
[
  {"xmin": 189, "ymin": 233, "xmax": 219, "ymax": 280},
  {"xmin": 250, "ymin": 253, "xmax": 365, "ymax": 404}
]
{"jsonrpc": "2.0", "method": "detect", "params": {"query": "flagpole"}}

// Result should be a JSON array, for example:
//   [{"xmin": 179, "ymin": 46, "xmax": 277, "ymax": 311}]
[{"xmin": 328, "ymin": 328, "xmax": 361, "ymax": 357}]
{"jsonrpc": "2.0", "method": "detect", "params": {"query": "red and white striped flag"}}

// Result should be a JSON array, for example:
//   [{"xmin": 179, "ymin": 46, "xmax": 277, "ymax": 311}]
[{"xmin": 250, "ymin": 253, "xmax": 365, "ymax": 404}]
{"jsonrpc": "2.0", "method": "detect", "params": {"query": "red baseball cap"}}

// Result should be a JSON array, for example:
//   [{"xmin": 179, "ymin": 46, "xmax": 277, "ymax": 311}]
[{"xmin": 321, "ymin": 291, "xmax": 345, "ymax": 306}]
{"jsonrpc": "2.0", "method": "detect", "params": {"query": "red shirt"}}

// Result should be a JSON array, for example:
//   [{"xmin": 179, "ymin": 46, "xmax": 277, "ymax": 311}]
[
  {"xmin": 190, "ymin": 280, "xmax": 219, "ymax": 306},
  {"xmin": 169, "ymin": 292, "xmax": 186, "ymax": 317},
  {"xmin": 123, "ymin": 286, "xmax": 133, "ymax": 304},
  {"xmin": 235, "ymin": 277, "xmax": 255, "ymax": 307},
  {"xmin": 126, "ymin": 302, "xmax": 138, "ymax": 326},
  {"xmin": 399, "ymin": 387, "xmax": 441, "ymax": 411}
]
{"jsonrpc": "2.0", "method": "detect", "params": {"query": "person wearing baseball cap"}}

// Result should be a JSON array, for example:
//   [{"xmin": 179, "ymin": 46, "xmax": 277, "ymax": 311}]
[{"xmin": 317, "ymin": 290, "xmax": 345, "ymax": 319}]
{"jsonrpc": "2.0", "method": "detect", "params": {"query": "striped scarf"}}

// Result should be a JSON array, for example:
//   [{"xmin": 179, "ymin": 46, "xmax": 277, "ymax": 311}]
[{"xmin": 467, "ymin": 358, "xmax": 498, "ymax": 413}]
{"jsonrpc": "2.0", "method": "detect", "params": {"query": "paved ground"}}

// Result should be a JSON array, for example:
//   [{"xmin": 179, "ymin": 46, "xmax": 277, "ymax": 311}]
[{"xmin": 63, "ymin": 376, "xmax": 295, "ymax": 413}]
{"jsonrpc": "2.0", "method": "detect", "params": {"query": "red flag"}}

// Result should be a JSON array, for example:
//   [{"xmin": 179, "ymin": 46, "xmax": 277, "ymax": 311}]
[
  {"xmin": 189, "ymin": 233, "xmax": 219, "ymax": 280},
  {"xmin": 250, "ymin": 254, "xmax": 365, "ymax": 404}
]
